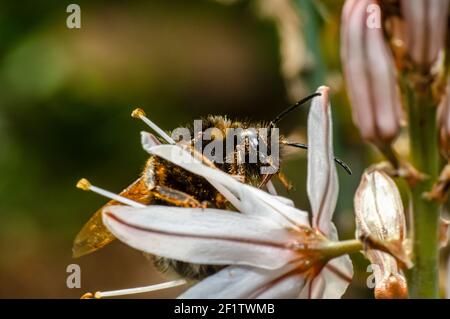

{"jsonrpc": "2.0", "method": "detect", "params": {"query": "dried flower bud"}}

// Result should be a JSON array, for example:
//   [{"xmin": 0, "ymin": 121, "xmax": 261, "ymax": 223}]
[
  {"xmin": 369, "ymin": 251, "xmax": 408, "ymax": 299},
  {"xmin": 438, "ymin": 80, "xmax": 450, "ymax": 160},
  {"xmin": 355, "ymin": 170, "xmax": 406, "ymax": 244},
  {"xmin": 355, "ymin": 170, "xmax": 408, "ymax": 298},
  {"xmin": 341, "ymin": 0, "xmax": 403, "ymax": 145},
  {"xmin": 400, "ymin": 0, "xmax": 449, "ymax": 68}
]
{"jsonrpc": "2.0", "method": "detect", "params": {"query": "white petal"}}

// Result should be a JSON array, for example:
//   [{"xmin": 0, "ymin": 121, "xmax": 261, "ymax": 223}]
[
  {"xmin": 103, "ymin": 205, "xmax": 299, "ymax": 269},
  {"xmin": 319, "ymin": 255, "xmax": 353, "ymax": 299},
  {"xmin": 298, "ymin": 255, "xmax": 353, "ymax": 299},
  {"xmin": 141, "ymin": 131, "xmax": 162, "ymax": 147},
  {"xmin": 255, "ymin": 273, "xmax": 307, "ymax": 299},
  {"xmin": 179, "ymin": 263, "xmax": 301, "ymax": 299},
  {"xmin": 240, "ymin": 186, "xmax": 310, "ymax": 228},
  {"xmin": 266, "ymin": 180, "xmax": 278, "ymax": 195},
  {"xmin": 142, "ymin": 139, "xmax": 309, "ymax": 228},
  {"xmin": 307, "ymin": 86, "xmax": 339, "ymax": 236}
]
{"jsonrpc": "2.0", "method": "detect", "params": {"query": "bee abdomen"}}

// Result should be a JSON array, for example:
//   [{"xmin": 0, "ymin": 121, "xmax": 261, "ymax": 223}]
[{"xmin": 150, "ymin": 255, "xmax": 225, "ymax": 280}]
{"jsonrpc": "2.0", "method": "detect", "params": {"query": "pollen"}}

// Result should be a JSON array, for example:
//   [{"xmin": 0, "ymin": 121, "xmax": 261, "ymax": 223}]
[
  {"xmin": 131, "ymin": 108, "xmax": 146, "ymax": 119},
  {"xmin": 76, "ymin": 178, "xmax": 92, "ymax": 191}
]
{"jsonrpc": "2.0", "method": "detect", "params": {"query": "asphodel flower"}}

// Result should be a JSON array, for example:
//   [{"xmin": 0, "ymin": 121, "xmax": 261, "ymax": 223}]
[
  {"xmin": 400, "ymin": 0, "xmax": 449, "ymax": 69},
  {"xmin": 98, "ymin": 86, "xmax": 355, "ymax": 298},
  {"xmin": 341, "ymin": 0, "xmax": 403, "ymax": 146},
  {"xmin": 354, "ymin": 169, "xmax": 409, "ymax": 299}
]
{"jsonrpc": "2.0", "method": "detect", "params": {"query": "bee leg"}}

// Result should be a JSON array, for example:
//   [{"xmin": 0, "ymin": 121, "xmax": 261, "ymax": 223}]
[
  {"xmin": 258, "ymin": 174, "xmax": 273, "ymax": 188},
  {"xmin": 151, "ymin": 185, "xmax": 206, "ymax": 208},
  {"xmin": 277, "ymin": 171, "xmax": 293, "ymax": 191}
]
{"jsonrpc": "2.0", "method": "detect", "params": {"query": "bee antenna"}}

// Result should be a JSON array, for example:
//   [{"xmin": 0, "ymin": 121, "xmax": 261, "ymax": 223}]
[
  {"xmin": 270, "ymin": 92, "xmax": 321, "ymax": 127},
  {"xmin": 283, "ymin": 142, "xmax": 353, "ymax": 175}
]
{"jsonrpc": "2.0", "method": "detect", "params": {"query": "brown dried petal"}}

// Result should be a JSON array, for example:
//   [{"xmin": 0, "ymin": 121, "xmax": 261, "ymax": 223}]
[{"xmin": 368, "ymin": 250, "xmax": 408, "ymax": 299}]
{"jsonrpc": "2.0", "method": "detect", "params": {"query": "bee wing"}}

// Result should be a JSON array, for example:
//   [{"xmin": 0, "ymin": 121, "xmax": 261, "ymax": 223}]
[{"xmin": 72, "ymin": 177, "xmax": 151, "ymax": 258}]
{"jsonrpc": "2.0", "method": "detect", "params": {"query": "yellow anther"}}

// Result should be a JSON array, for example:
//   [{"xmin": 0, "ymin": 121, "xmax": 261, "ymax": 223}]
[
  {"xmin": 94, "ymin": 292, "xmax": 103, "ymax": 299},
  {"xmin": 131, "ymin": 108, "xmax": 146, "ymax": 119},
  {"xmin": 80, "ymin": 292, "xmax": 94, "ymax": 299},
  {"xmin": 76, "ymin": 178, "xmax": 92, "ymax": 191}
]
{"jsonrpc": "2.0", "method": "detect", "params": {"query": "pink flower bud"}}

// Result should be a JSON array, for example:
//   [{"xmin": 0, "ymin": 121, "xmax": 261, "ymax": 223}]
[
  {"xmin": 341, "ymin": 0, "xmax": 403, "ymax": 145},
  {"xmin": 400, "ymin": 0, "xmax": 449, "ymax": 68},
  {"xmin": 438, "ymin": 79, "xmax": 450, "ymax": 160}
]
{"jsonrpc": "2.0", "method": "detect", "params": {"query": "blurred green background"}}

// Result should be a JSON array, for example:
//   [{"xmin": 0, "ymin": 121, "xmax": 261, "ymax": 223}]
[{"xmin": 0, "ymin": 0, "xmax": 375, "ymax": 298}]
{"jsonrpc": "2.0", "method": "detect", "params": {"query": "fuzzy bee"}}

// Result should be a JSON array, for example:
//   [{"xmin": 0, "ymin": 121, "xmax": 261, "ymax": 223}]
[{"xmin": 73, "ymin": 93, "xmax": 351, "ymax": 280}]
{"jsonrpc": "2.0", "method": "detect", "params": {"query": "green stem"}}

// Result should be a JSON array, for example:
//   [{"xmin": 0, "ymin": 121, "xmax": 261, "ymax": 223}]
[
  {"xmin": 406, "ymin": 84, "xmax": 440, "ymax": 298},
  {"xmin": 320, "ymin": 239, "xmax": 363, "ymax": 259}
]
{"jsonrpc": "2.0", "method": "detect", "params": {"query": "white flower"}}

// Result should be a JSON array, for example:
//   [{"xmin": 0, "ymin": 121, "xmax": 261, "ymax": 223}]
[{"xmin": 102, "ymin": 86, "xmax": 353, "ymax": 298}]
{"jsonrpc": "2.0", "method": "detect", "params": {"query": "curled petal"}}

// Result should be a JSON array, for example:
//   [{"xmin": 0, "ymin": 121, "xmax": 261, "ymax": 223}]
[
  {"xmin": 368, "ymin": 250, "xmax": 408, "ymax": 299},
  {"xmin": 354, "ymin": 170, "xmax": 406, "ymax": 243},
  {"xmin": 103, "ymin": 205, "xmax": 300, "ymax": 269},
  {"xmin": 307, "ymin": 86, "xmax": 338, "ymax": 236},
  {"xmin": 341, "ymin": 0, "xmax": 402, "ymax": 144},
  {"xmin": 179, "ymin": 263, "xmax": 304, "ymax": 299},
  {"xmin": 142, "ymin": 139, "xmax": 309, "ymax": 228},
  {"xmin": 400, "ymin": 0, "xmax": 449, "ymax": 67}
]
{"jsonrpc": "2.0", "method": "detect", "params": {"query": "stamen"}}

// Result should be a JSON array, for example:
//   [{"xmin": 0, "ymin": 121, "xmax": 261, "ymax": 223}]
[
  {"xmin": 81, "ymin": 279, "xmax": 187, "ymax": 299},
  {"xmin": 76, "ymin": 178, "xmax": 146, "ymax": 208},
  {"xmin": 132, "ymin": 108, "xmax": 176, "ymax": 144}
]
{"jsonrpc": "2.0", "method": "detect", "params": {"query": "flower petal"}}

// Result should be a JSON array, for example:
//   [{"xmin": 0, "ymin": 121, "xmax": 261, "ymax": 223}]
[
  {"xmin": 141, "ymin": 131, "xmax": 162, "ymax": 147},
  {"xmin": 142, "ymin": 137, "xmax": 309, "ymax": 228},
  {"xmin": 298, "ymin": 254, "xmax": 353, "ymax": 299},
  {"xmin": 367, "ymin": 250, "xmax": 408, "ymax": 299},
  {"xmin": 307, "ymin": 86, "xmax": 338, "ymax": 236},
  {"xmin": 354, "ymin": 170, "xmax": 406, "ymax": 242},
  {"xmin": 179, "ymin": 263, "xmax": 302, "ymax": 299},
  {"xmin": 103, "ymin": 205, "xmax": 299, "ymax": 269},
  {"xmin": 319, "ymin": 255, "xmax": 353, "ymax": 299},
  {"xmin": 252, "ymin": 273, "xmax": 306, "ymax": 299},
  {"xmin": 341, "ymin": 0, "xmax": 402, "ymax": 143},
  {"xmin": 401, "ymin": 0, "xmax": 449, "ymax": 67}
]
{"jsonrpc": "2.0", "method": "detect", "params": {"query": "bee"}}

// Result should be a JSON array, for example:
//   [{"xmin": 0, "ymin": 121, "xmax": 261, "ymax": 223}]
[{"xmin": 73, "ymin": 93, "xmax": 351, "ymax": 280}]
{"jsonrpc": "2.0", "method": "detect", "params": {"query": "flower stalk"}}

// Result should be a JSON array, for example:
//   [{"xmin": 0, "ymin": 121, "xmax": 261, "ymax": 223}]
[
  {"xmin": 405, "ymin": 80, "xmax": 441, "ymax": 298},
  {"xmin": 319, "ymin": 239, "xmax": 363, "ymax": 260}
]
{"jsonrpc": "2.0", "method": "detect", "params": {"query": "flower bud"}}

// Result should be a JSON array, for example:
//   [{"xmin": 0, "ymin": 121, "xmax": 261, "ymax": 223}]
[
  {"xmin": 438, "ymin": 80, "xmax": 450, "ymax": 160},
  {"xmin": 369, "ymin": 251, "xmax": 408, "ymax": 299},
  {"xmin": 355, "ymin": 170, "xmax": 408, "ymax": 298},
  {"xmin": 341, "ymin": 0, "xmax": 402, "ymax": 145},
  {"xmin": 400, "ymin": 0, "xmax": 449, "ymax": 68}
]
